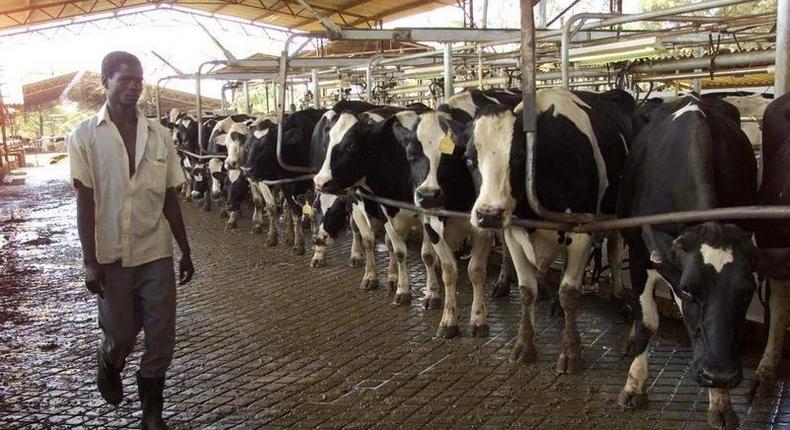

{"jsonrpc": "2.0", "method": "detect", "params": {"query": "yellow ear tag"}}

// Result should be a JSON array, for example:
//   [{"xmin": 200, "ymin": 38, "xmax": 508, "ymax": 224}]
[
  {"xmin": 302, "ymin": 202, "xmax": 313, "ymax": 216},
  {"xmin": 439, "ymin": 132, "xmax": 455, "ymax": 155}
]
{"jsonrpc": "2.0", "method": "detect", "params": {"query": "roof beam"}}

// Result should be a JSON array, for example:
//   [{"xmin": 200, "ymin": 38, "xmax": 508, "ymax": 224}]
[{"xmin": 289, "ymin": 0, "xmax": 377, "ymax": 29}]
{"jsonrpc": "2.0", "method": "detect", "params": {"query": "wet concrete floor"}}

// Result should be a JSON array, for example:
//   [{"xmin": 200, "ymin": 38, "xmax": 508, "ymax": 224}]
[{"xmin": 1, "ymin": 162, "xmax": 789, "ymax": 429}]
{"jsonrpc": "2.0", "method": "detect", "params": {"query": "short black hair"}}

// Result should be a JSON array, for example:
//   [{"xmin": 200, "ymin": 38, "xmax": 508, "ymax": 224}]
[{"xmin": 101, "ymin": 51, "xmax": 142, "ymax": 79}]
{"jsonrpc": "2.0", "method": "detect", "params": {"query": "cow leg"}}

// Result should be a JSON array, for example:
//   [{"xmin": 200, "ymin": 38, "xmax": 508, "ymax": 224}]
[
  {"xmin": 434, "ymin": 235, "xmax": 459, "ymax": 338},
  {"xmin": 386, "ymin": 222, "xmax": 411, "ymax": 306},
  {"xmin": 607, "ymin": 232, "xmax": 624, "ymax": 299},
  {"xmin": 421, "ymin": 227, "xmax": 442, "ymax": 310},
  {"xmin": 749, "ymin": 279, "xmax": 790, "ymax": 399},
  {"xmin": 283, "ymin": 203, "xmax": 295, "ymax": 246},
  {"xmin": 353, "ymin": 205, "xmax": 378, "ymax": 290},
  {"xmin": 385, "ymin": 236, "xmax": 398, "ymax": 293},
  {"xmin": 506, "ymin": 228, "xmax": 539, "ymax": 363},
  {"xmin": 468, "ymin": 228, "xmax": 493, "ymax": 337},
  {"xmin": 493, "ymin": 231, "xmax": 514, "ymax": 298},
  {"xmin": 260, "ymin": 184, "xmax": 279, "ymax": 246},
  {"xmin": 618, "ymin": 266, "xmax": 659, "ymax": 410},
  {"xmin": 556, "ymin": 233, "xmax": 592, "ymax": 374},
  {"xmin": 349, "ymin": 216, "xmax": 364, "ymax": 267},
  {"xmin": 291, "ymin": 209, "xmax": 304, "ymax": 255},
  {"xmin": 249, "ymin": 182, "xmax": 264, "ymax": 234},
  {"xmin": 708, "ymin": 388, "xmax": 738, "ymax": 430},
  {"xmin": 226, "ymin": 211, "xmax": 239, "ymax": 229}
]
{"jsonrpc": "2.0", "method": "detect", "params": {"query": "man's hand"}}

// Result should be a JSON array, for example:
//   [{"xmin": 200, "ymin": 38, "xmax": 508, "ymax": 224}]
[
  {"xmin": 84, "ymin": 260, "xmax": 105, "ymax": 298},
  {"xmin": 178, "ymin": 254, "xmax": 194, "ymax": 285}
]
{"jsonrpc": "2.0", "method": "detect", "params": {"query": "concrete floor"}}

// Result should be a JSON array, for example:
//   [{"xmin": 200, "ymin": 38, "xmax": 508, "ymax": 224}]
[{"xmin": 1, "ymin": 162, "xmax": 789, "ymax": 429}]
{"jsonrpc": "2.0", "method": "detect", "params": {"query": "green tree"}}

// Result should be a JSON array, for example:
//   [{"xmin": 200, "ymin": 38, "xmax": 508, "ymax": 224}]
[{"xmin": 16, "ymin": 103, "xmax": 93, "ymax": 139}]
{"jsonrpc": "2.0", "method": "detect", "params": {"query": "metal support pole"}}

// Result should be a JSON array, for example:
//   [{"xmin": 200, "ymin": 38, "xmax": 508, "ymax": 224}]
[
  {"xmin": 277, "ymin": 34, "xmax": 317, "ymax": 173},
  {"xmin": 537, "ymin": 0, "xmax": 547, "ymax": 29},
  {"xmin": 312, "ymin": 69, "xmax": 321, "ymax": 108},
  {"xmin": 693, "ymin": 46, "xmax": 703, "ymax": 93},
  {"xmin": 265, "ymin": 84, "xmax": 271, "ymax": 113},
  {"xmin": 776, "ymin": 0, "xmax": 790, "ymax": 96},
  {"xmin": 0, "ymin": 88, "xmax": 8, "ymax": 166},
  {"xmin": 244, "ymin": 82, "xmax": 251, "ymax": 114},
  {"xmin": 443, "ymin": 43, "xmax": 454, "ymax": 101}
]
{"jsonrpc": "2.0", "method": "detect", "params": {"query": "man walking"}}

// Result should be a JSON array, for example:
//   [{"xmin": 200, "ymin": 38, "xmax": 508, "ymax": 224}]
[{"xmin": 68, "ymin": 51, "xmax": 194, "ymax": 430}]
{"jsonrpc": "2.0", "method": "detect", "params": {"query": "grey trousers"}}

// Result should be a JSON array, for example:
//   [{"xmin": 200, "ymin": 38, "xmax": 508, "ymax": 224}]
[{"xmin": 98, "ymin": 257, "xmax": 176, "ymax": 378}]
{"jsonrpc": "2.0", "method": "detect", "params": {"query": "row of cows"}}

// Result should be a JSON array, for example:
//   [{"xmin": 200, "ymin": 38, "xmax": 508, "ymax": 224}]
[{"xmin": 165, "ymin": 89, "xmax": 789, "ymax": 430}]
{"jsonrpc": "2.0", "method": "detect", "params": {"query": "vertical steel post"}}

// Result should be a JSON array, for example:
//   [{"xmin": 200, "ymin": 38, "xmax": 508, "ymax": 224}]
[
  {"xmin": 537, "ymin": 0, "xmax": 547, "ymax": 28},
  {"xmin": 366, "ymin": 64, "xmax": 373, "ymax": 101},
  {"xmin": 265, "ymin": 84, "xmax": 271, "ymax": 113},
  {"xmin": 776, "ymin": 0, "xmax": 790, "ymax": 96},
  {"xmin": 443, "ymin": 43, "xmax": 454, "ymax": 100},
  {"xmin": 312, "ymin": 69, "xmax": 321, "ymax": 108},
  {"xmin": 693, "ymin": 46, "xmax": 703, "ymax": 93},
  {"xmin": 244, "ymin": 81, "xmax": 251, "ymax": 114}
]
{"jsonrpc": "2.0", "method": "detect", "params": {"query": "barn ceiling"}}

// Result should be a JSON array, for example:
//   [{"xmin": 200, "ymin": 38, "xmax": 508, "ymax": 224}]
[{"xmin": 0, "ymin": 0, "xmax": 458, "ymax": 33}]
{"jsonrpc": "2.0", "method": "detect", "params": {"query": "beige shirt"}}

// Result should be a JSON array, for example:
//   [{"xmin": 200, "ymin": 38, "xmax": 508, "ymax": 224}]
[{"xmin": 68, "ymin": 103, "xmax": 185, "ymax": 268}]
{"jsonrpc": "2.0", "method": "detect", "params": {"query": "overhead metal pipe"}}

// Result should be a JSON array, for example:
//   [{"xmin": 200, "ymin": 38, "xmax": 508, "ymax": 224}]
[
  {"xmin": 775, "ymin": 0, "xmax": 789, "ymax": 96},
  {"xmin": 560, "ymin": 0, "xmax": 760, "ymax": 87},
  {"xmin": 631, "ymin": 50, "xmax": 775, "ymax": 73}
]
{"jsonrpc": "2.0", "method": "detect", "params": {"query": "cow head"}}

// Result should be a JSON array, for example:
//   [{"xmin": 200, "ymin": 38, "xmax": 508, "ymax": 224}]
[
  {"xmin": 646, "ymin": 222, "xmax": 756, "ymax": 389},
  {"xmin": 190, "ymin": 162, "xmax": 210, "ymax": 199},
  {"xmin": 313, "ymin": 112, "xmax": 367, "ymax": 194},
  {"xmin": 224, "ymin": 122, "xmax": 250, "ymax": 169},
  {"xmin": 224, "ymin": 168, "xmax": 249, "ymax": 213},
  {"xmin": 312, "ymin": 193, "xmax": 351, "ymax": 246},
  {"xmin": 467, "ymin": 105, "xmax": 522, "ymax": 229},
  {"xmin": 411, "ymin": 111, "xmax": 469, "ymax": 209},
  {"xmin": 207, "ymin": 158, "xmax": 226, "ymax": 198},
  {"xmin": 208, "ymin": 117, "xmax": 235, "ymax": 152}
]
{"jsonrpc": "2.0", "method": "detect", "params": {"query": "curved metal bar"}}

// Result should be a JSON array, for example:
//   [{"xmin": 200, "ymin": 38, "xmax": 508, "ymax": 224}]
[
  {"xmin": 155, "ymin": 76, "xmax": 170, "ymax": 120},
  {"xmin": 196, "ymin": 60, "xmax": 228, "ymax": 155},
  {"xmin": 177, "ymin": 149, "xmax": 227, "ymax": 160},
  {"xmin": 261, "ymin": 174, "xmax": 315, "ymax": 186},
  {"xmin": 276, "ymin": 34, "xmax": 319, "ymax": 174}
]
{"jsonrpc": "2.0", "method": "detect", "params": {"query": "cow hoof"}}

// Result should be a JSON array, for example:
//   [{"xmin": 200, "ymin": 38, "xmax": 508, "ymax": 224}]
[
  {"xmin": 349, "ymin": 257, "xmax": 364, "ymax": 268},
  {"xmin": 387, "ymin": 280, "xmax": 397, "ymax": 293},
  {"xmin": 266, "ymin": 236, "xmax": 278, "ymax": 247},
  {"xmin": 707, "ymin": 403, "xmax": 738, "ymax": 430},
  {"xmin": 492, "ymin": 282, "xmax": 511, "ymax": 298},
  {"xmin": 436, "ymin": 324, "xmax": 459, "ymax": 339},
  {"xmin": 617, "ymin": 389, "xmax": 648, "ymax": 410},
  {"xmin": 471, "ymin": 324, "xmax": 489, "ymax": 338},
  {"xmin": 555, "ymin": 352, "xmax": 583, "ymax": 374},
  {"xmin": 423, "ymin": 297, "xmax": 442, "ymax": 310},
  {"xmin": 360, "ymin": 278, "xmax": 378, "ymax": 291},
  {"xmin": 293, "ymin": 246, "xmax": 305, "ymax": 256},
  {"xmin": 310, "ymin": 258, "xmax": 325, "ymax": 268},
  {"xmin": 509, "ymin": 340, "xmax": 537, "ymax": 364},
  {"xmin": 251, "ymin": 225, "xmax": 262, "ymax": 235},
  {"xmin": 746, "ymin": 374, "xmax": 776, "ymax": 402},
  {"xmin": 392, "ymin": 292, "xmax": 411, "ymax": 306}
]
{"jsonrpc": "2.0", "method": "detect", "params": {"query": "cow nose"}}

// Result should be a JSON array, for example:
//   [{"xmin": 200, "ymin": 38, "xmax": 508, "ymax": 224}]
[
  {"xmin": 226, "ymin": 160, "xmax": 238, "ymax": 169},
  {"xmin": 191, "ymin": 190, "xmax": 202, "ymax": 199},
  {"xmin": 698, "ymin": 366, "xmax": 742, "ymax": 388},
  {"xmin": 314, "ymin": 175, "xmax": 329, "ymax": 191},
  {"xmin": 415, "ymin": 187, "xmax": 444, "ymax": 209},
  {"xmin": 476, "ymin": 207, "xmax": 505, "ymax": 229}
]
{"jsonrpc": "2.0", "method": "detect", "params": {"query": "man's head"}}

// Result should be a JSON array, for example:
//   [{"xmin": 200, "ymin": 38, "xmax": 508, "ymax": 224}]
[{"xmin": 101, "ymin": 51, "xmax": 143, "ymax": 107}]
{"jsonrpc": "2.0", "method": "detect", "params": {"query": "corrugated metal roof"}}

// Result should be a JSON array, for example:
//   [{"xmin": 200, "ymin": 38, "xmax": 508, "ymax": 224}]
[{"xmin": 0, "ymin": 0, "xmax": 456, "ymax": 33}]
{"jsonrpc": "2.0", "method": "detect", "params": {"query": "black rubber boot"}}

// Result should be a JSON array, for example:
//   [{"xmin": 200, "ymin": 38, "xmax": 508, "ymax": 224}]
[
  {"xmin": 97, "ymin": 350, "xmax": 123, "ymax": 406},
  {"xmin": 137, "ymin": 372, "xmax": 169, "ymax": 430}
]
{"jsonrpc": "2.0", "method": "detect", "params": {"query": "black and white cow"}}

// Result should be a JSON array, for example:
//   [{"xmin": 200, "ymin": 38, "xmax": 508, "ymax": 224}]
[
  {"xmin": 748, "ymin": 92, "xmax": 790, "ymax": 401},
  {"xmin": 244, "ymin": 109, "xmax": 325, "ymax": 254},
  {"xmin": 616, "ymin": 95, "xmax": 758, "ymax": 430},
  {"xmin": 314, "ymin": 109, "xmax": 436, "ymax": 305},
  {"xmin": 308, "ymin": 100, "xmax": 382, "ymax": 269},
  {"xmin": 467, "ymin": 88, "xmax": 635, "ymax": 369}
]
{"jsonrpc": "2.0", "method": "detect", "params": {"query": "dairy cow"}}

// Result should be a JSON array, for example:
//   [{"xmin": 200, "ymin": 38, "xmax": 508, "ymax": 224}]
[
  {"xmin": 616, "ymin": 95, "xmax": 758, "ymax": 430},
  {"xmin": 748, "ymin": 92, "xmax": 790, "ymax": 402},
  {"xmin": 467, "ymin": 88, "xmax": 635, "ymax": 370}
]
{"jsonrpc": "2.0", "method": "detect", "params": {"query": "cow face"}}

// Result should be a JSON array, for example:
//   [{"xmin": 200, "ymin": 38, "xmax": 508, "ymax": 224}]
[
  {"xmin": 208, "ymin": 117, "xmax": 235, "ymax": 152},
  {"xmin": 648, "ymin": 223, "xmax": 756, "ymax": 389},
  {"xmin": 314, "ymin": 112, "xmax": 362, "ymax": 192},
  {"xmin": 208, "ymin": 158, "xmax": 226, "ymax": 198},
  {"xmin": 312, "ymin": 193, "xmax": 350, "ymax": 246},
  {"xmin": 190, "ymin": 162, "xmax": 210, "ymax": 199},
  {"xmin": 224, "ymin": 122, "xmax": 250, "ymax": 169},
  {"xmin": 412, "ymin": 111, "xmax": 470, "ymax": 209},
  {"xmin": 468, "ymin": 106, "xmax": 521, "ymax": 229}
]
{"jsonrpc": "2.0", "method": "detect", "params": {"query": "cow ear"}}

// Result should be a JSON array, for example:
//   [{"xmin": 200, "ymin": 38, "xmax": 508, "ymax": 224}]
[
  {"xmin": 642, "ymin": 226, "xmax": 676, "ymax": 265},
  {"xmin": 752, "ymin": 248, "xmax": 790, "ymax": 280},
  {"xmin": 672, "ymin": 232, "xmax": 695, "ymax": 252}
]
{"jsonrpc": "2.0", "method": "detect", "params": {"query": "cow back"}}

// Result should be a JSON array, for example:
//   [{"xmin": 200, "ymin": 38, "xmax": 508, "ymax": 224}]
[{"xmin": 755, "ymin": 92, "xmax": 790, "ymax": 248}]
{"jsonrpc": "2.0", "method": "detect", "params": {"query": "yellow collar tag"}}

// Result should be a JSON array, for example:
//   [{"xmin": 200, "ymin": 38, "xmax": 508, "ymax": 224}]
[
  {"xmin": 302, "ymin": 202, "xmax": 313, "ymax": 216},
  {"xmin": 439, "ymin": 132, "xmax": 455, "ymax": 155}
]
